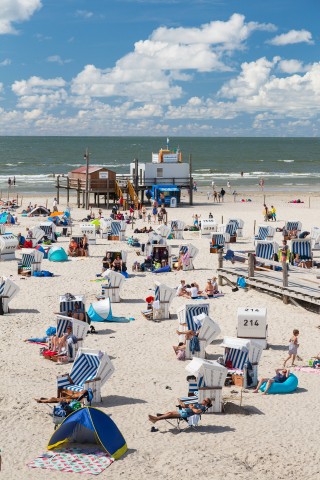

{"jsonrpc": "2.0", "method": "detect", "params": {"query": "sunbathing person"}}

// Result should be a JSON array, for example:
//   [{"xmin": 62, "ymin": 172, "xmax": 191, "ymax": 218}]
[
  {"xmin": 253, "ymin": 368, "xmax": 289, "ymax": 395},
  {"xmin": 68, "ymin": 238, "xmax": 79, "ymax": 257},
  {"xmin": 148, "ymin": 398, "xmax": 212, "ymax": 423},
  {"xmin": 112, "ymin": 255, "xmax": 123, "ymax": 272},
  {"xmin": 35, "ymin": 389, "xmax": 88, "ymax": 404},
  {"xmin": 72, "ymin": 302, "xmax": 85, "ymax": 321},
  {"xmin": 176, "ymin": 280, "xmax": 186, "ymax": 296},
  {"xmin": 293, "ymin": 254, "xmax": 306, "ymax": 268}
]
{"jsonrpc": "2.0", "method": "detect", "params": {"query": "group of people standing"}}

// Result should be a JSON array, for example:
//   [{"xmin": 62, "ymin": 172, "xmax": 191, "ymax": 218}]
[{"xmin": 263, "ymin": 204, "xmax": 276, "ymax": 221}]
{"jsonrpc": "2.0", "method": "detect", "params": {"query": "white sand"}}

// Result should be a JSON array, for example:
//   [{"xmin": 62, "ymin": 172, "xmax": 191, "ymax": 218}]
[{"xmin": 1, "ymin": 190, "xmax": 320, "ymax": 480}]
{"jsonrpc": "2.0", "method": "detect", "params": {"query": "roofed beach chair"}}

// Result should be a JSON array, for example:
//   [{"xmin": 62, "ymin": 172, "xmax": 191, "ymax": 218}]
[
  {"xmin": 108, "ymin": 220, "xmax": 126, "ymax": 241},
  {"xmin": 30, "ymin": 226, "xmax": 45, "ymax": 247},
  {"xmin": 154, "ymin": 224, "xmax": 171, "ymax": 241},
  {"xmin": 17, "ymin": 248, "xmax": 44, "ymax": 275},
  {"xmin": 80, "ymin": 223, "xmax": 97, "ymax": 245},
  {"xmin": 151, "ymin": 281, "xmax": 176, "ymax": 321},
  {"xmin": 100, "ymin": 217, "xmax": 112, "ymax": 239},
  {"xmin": 185, "ymin": 313, "xmax": 221, "ymax": 360},
  {"xmin": 284, "ymin": 221, "xmax": 302, "ymax": 239},
  {"xmin": 177, "ymin": 303, "xmax": 209, "ymax": 343},
  {"xmin": 200, "ymin": 219, "xmax": 217, "ymax": 237},
  {"xmin": 59, "ymin": 294, "xmax": 86, "ymax": 316},
  {"xmin": 210, "ymin": 232, "xmax": 230, "ymax": 253},
  {"xmin": 290, "ymin": 239, "xmax": 313, "ymax": 267},
  {"xmin": 0, "ymin": 233, "xmax": 18, "ymax": 261},
  {"xmin": 171, "ymin": 220, "xmax": 185, "ymax": 240},
  {"xmin": 255, "ymin": 241, "xmax": 279, "ymax": 261},
  {"xmin": 184, "ymin": 358, "xmax": 228, "ymax": 413},
  {"xmin": 237, "ymin": 307, "xmax": 268, "ymax": 349},
  {"xmin": 311, "ymin": 227, "xmax": 320, "ymax": 250},
  {"xmin": 57, "ymin": 348, "xmax": 114, "ymax": 403},
  {"xmin": 101, "ymin": 270, "xmax": 125, "ymax": 303},
  {"xmin": 40, "ymin": 221, "xmax": 56, "ymax": 241},
  {"xmin": 178, "ymin": 244, "xmax": 198, "ymax": 270},
  {"xmin": 56, "ymin": 315, "xmax": 88, "ymax": 359},
  {"xmin": 0, "ymin": 276, "xmax": 20, "ymax": 314},
  {"xmin": 254, "ymin": 224, "xmax": 275, "ymax": 244},
  {"xmin": 221, "ymin": 337, "xmax": 263, "ymax": 388},
  {"xmin": 227, "ymin": 218, "xmax": 244, "ymax": 238},
  {"xmin": 148, "ymin": 231, "xmax": 166, "ymax": 245}
]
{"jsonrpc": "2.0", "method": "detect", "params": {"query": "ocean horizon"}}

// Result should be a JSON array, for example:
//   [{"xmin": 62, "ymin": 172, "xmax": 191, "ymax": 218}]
[{"xmin": 1, "ymin": 136, "xmax": 319, "ymax": 195}]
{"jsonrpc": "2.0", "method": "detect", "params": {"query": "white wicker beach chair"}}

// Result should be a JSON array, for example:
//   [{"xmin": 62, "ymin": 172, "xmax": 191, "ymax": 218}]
[
  {"xmin": 151, "ymin": 282, "xmax": 176, "ymax": 321},
  {"xmin": 40, "ymin": 222, "xmax": 56, "ymax": 241},
  {"xmin": 0, "ymin": 276, "xmax": 20, "ymax": 314},
  {"xmin": 311, "ymin": 227, "xmax": 320, "ymax": 250},
  {"xmin": 57, "ymin": 348, "xmax": 114, "ymax": 403},
  {"xmin": 0, "ymin": 233, "xmax": 18, "ymax": 261},
  {"xmin": 178, "ymin": 244, "xmax": 199, "ymax": 270},
  {"xmin": 101, "ymin": 270, "xmax": 125, "ymax": 303},
  {"xmin": 185, "ymin": 313, "xmax": 221, "ymax": 360},
  {"xmin": 185, "ymin": 358, "xmax": 228, "ymax": 413},
  {"xmin": 154, "ymin": 224, "xmax": 171, "ymax": 241},
  {"xmin": 170, "ymin": 220, "xmax": 185, "ymax": 240},
  {"xmin": 30, "ymin": 226, "xmax": 45, "ymax": 247},
  {"xmin": 200, "ymin": 219, "xmax": 217, "ymax": 237},
  {"xmin": 237, "ymin": 307, "xmax": 268, "ymax": 349}
]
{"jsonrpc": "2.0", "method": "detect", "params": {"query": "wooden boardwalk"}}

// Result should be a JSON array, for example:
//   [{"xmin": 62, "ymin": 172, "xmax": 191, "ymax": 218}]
[{"xmin": 217, "ymin": 264, "xmax": 320, "ymax": 309}]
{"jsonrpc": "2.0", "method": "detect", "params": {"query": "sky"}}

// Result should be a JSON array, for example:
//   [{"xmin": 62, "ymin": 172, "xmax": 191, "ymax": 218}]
[{"xmin": 0, "ymin": 0, "xmax": 319, "ymax": 136}]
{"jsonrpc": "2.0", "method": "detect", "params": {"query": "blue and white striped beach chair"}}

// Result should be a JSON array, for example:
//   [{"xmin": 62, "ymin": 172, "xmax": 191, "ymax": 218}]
[
  {"xmin": 177, "ymin": 303, "xmax": 210, "ymax": 331},
  {"xmin": 227, "ymin": 218, "xmax": 244, "ymax": 238},
  {"xmin": 254, "ymin": 225, "xmax": 275, "ymax": 243},
  {"xmin": 18, "ymin": 248, "xmax": 44, "ymax": 275},
  {"xmin": 225, "ymin": 220, "xmax": 239, "ymax": 237},
  {"xmin": 255, "ymin": 241, "xmax": 279, "ymax": 260},
  {"xmin": 59, "ymin": 294, "xmax": 86, "ymax": 316},
  {"xmin": 290, "ymin": 239, "xmax": 313, "ymax": 265},
  {"xmin": 56, "ymin": 315, "xmax": 88, "ymax": 359},
  {"xmin": 285, "ymin": 221, "xmax": 302, "ymax": 236},
  {"xmin": 40, "ymin": 222, "xmax": 56, "ymax": 241},
  {"xmin": 0, "ymin": 276, "xmax": 20, "ymax": 313},
  {"xmin": 109, "ymin": 221, "xmax": 126, "ymax": 240},
  {"xmin": 185, "ymin": 313, "xmax": 221, "ymax": 360},
  {"xmin": 101, "ymin": 270, "xmax": 125, "ymax": 303},
  {"xmin": 57, "ymin": 348, "xmax": 114, "ymax": 403},
  {"xmin": 211, "ymin": 233, "xmax": 226, "ymax": 249}
]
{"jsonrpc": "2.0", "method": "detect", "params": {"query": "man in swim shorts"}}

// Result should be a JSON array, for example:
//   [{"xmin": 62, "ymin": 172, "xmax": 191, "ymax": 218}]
[{"xmin": 253, "ymin": 368, "xmax": 289, "ymax": 395}]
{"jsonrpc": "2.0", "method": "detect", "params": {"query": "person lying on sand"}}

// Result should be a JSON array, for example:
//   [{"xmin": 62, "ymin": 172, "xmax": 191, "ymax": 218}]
[
  {"xmin": 148, "ymin": 398, "xmax": 212, "ymax": 423},
  {"xmin": 253, "ymin": 368, "xmax": 289, "ymax": 395},
  {"xmin": 35, "ymin": 389, "xmax": 88, "ymax": 403}
]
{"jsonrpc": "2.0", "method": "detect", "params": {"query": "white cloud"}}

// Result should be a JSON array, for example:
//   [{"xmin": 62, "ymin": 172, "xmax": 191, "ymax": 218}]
[
  {"xmin": 268, "ymin": 29, "xmax": 313, "ymax": 46},
  {"xmin": 75, "ymin": 10, "xmax": 93, "ymax": 19},
  {"xmin": 47, "ymin": 55, "xmax": 72, "ymax": 65},
  {"xmin": 0, "ymin": 58, "xmax": 11, "ymax": 66},
  {"xmin": 0, "ymin": 0, "xmax": 42, "ymax": 34},
  {"xmin": 12, "ymin": 76, "xmax": 66, "ymax": 96},
  {"xmin": 278, "ymin": 59, "xmax": 310, "ymax": 74}
]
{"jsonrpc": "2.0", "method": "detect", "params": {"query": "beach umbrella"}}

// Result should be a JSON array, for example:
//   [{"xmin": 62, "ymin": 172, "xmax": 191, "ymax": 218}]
[{"xmin": 49, "ymin": 211, "xmax": 64, "ymax": 217}]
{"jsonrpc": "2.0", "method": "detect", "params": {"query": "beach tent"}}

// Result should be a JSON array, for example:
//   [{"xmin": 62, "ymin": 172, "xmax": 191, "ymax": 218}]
[
  {"xmin": 0, "ymin": 212, "xmax": 15, "ymax": 224},
  {"xmin": 29, "ymin": 206, "xmax": 50, "ymax": 216},
  {"xmin": 47, "ymin": 407, "xmax": 127, "ymax": 460},
  {"xmin": 48, "ymin": 246, "xmax": 68, "ymax": 262},
  {"xmin": 87, "ymin": 298, "xmax": 131, "ymax": 323}
]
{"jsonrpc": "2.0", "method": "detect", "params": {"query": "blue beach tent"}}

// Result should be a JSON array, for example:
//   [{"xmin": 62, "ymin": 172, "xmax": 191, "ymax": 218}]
[
  {"xmin": 87, "ymin": 298, "xmax": 131, "ymax": 323},
  {"xmin": 48, "ymin": 246, "xmax": 68, "ymax": 262},
  {"xmin": 0, "ymin": 212, "xmax": 15, "ymax": 224},
  {"xmin": 48, "ymin": 407, "xmax": 127, "ymax": 460}
]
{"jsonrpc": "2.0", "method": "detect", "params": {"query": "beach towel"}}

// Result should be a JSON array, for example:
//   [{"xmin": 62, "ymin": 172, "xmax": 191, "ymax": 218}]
[
  {"xmin": 294, "ymin": 366, "xmax": 320, "ymax": 374},
  {"xmin": 28, "ymin": 447, "xmax": 114, "ymax": 475}
]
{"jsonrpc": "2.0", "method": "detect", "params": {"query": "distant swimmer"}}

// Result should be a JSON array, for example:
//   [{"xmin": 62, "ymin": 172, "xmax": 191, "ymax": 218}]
[
  {"xmin": 211, "ymin": 180, "xmax": 215, "ymax": 191},
  {"xmin": 8, "ymin": 177, "xmax": 11, "ymax": 187},
  {"xmin": 259, "ymin": 178, "xmax": 265, "ymax": 190},
  {"xmin": 227, "ymin": 181, "xmax": 231, "ymax": 190},
  {"xmin": 241, "ymin": 171, "xmax": 244, "ymax": 177}
]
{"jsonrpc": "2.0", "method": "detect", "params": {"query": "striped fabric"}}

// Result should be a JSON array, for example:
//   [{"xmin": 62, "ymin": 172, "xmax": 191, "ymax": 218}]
[
  {"xmin": 0, "ymin": 280, "xmax": 5, "ymax": 295},
  {"xmin": 256, "ymin": 242, "xmax": 274, "ymax": 259},
  {"xmin": 225, "ymin": 220, "xmax": 239, "ymax": 236},
  {"xmin": 40, "ymin": 224, "xmax": 52, "ymax": 236},
  {"xmin": 225, "ymin": 348, "xmax": 248, "ymax": 370},
  {"xmin": 154, "ymin": 285, "xmax": 160, "ymax": 301},
  {"xmin": 286, "ymin": 221, "xmax": 300, "ymax": 231},
  {"xmin": 21, "ymin": 254, "xmax": 32, "ymax": 268},
  {"xmin": 187, "ymin": 382, "xmax": 198, "ymax": 396},
  {"xmin": 180, "ymin": 395, "xmax": 199, "ymax": 404},
  {"xmin": 171, "ymin": 221, "xmax": 178, "ymax": 229},
  {"xmin": 256, "ymin": 226, "xmax": 268, "ymax": 241},
  {"xmin": 291, "ymin": 240, "xmax": 312, "ymax": 260},
  {"xmin": 59, "ymin": 298, "xmax": 85, "ymax": 314},
  {"xmin": 186, "ymin": 305, "xmax": 209, "ymax": 331},
  {"xmin": 179, "ymin": 246, "xmax": 188, "ymax": 255},
  {"xmin": 71, "ymin": 236, "xmax": 83, "ymax": 246},
  {"xmin": 56, "ymin": 317, "xmax": 72, "ymax": 337},
  {"xmin": 211, "ymin": 233, "xmax": 225, "ymax": 246},
  {"xmin": 111, "ymin": 222, "xmax": 121, "ymax": 236},
  {"xmin": 66, "ymin": 353, "xmax": 100, "ymax": 389}
]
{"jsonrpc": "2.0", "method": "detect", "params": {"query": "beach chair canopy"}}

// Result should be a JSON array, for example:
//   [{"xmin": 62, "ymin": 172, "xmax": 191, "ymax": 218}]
[
  {"xmin": 31, "ymin": 226, "xmax": 45, "ymax": 244},
  {"xmin": 225, "ymin": 219, "xmax": 240, "ymax": 236},
  {"xmin": 47, "ymin": 407, "xmax": 127, "ymax": 460},
  {"xmin": 100, "ymin": 217, "xmax": 112, "ymax": 233},
  {"xmin": 211, "ymin": 233, "xmax": 227, "ymax": 246},
  {"xmin": 0, "ymin": 276, "xmax": 20, "ymax": 313},
  {"xmin": 154, "ymin": 224, "xmax": 171, "ymax": 239},
  {"xmin": 19, "ymin": 248, "xmax": 44, "ymax": 265},
  {"xmin": 0, "ymin": 233, "xmax": 18, "ymax": 255},
  {"xmin": 186, "ymin": 358, "xmax": 227, "ymax": 389},
  {"xmin": 290, "ymin": 239, "xmax": 312, "ymax": 258},
  {"xmin": 221, "ymin": 337, "xmax": 263, "ymax": 366},
  {"xmin": 148, "ymin": 231, "xmax": 165, "ymax": 244},
  {"xmin": 57, "ymin": 348, "xmax": 114, "ymax": 392},
  {"xmin": 171, "ymin": 220, "xmax": 185, "ymax": 231},
  {"xmin": 56, "ymin": 315, "xmax": 88, "ymax": 340},
  {"xmin": 154, "ymin": 282, "xmax": 175, "ymax": 304},
  {"xmin": 59, "ymin": 294, "xmax": 86, "ymax": 314},
  {"xmin": 195, "ymin": 313, "xmax": 221, "ymax": 345},
  {"xmin": 30, "ymin": 206, "xmax": 50, "ymax": 216},
  {"xmin": 177, "ymin": 303, "xmax": 209, "ymax": 330},
  {"xmin": 285, "ymin": 221, "xmax": 302, "ymax": 232},
  {"xmin": 255, "ymin": 241, "xmax": 279, "ymax": 260}
]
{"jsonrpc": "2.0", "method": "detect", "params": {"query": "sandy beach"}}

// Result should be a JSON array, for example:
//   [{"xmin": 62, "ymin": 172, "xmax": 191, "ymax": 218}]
[{"xmin": 1, "ymin": 189, "xmax": 320, "ymax": 480}]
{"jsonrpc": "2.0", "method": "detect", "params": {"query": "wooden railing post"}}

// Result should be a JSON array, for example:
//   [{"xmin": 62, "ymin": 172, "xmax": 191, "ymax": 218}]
[
  {"xmin": 218, "ymin": 249, "xmax": 223, "ymax": 286},
  {"xmin": 282, "ymin": 261, "xmax": 289, "ymax": 304},
  {"xmin": 248, "ymin": 253, "xmax": 255, "ymax": 278}
]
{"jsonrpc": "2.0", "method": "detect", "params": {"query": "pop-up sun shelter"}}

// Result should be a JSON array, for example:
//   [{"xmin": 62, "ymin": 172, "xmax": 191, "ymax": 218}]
[
  {"xmin": 48, "ymin": 246, "xmax": 68, "ymax": 262},
  {"xmin": 47, "ymin": 406, "xmax": 127, "ymax": 460}
]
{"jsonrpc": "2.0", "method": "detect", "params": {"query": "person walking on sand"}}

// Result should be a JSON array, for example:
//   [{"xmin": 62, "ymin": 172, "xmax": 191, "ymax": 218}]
[
  {"xmin": 270, "ymin": 205, "xmax": 276, "ymax": 221},
  {"xmin": 220, "ymin": 187, "xmax": 226, "ymax": 202},
  {"xmin": 52, "ymin": 197, "xmax": 58, "ymax": 212},
  {"xmin": 284, "ymin": 329, "xmax": 300, "ymax": 367}
]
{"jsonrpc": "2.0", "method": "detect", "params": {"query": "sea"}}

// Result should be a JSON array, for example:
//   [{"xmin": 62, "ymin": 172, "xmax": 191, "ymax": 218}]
[{"xmin": 0, "ymin": 136, "xmax": 319, "ymax": 195}]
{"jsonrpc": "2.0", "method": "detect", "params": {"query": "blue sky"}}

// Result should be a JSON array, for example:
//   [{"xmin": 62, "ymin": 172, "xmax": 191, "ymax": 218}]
[{"xmin": 0, "ymin": 0, "xmax": 319, "ymax": 136}]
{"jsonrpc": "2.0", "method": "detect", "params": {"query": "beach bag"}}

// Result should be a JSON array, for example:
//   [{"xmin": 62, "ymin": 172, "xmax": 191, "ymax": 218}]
[{"xmin": 237, "ymin": 277, "xmax": 247, "ymax": 288}]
